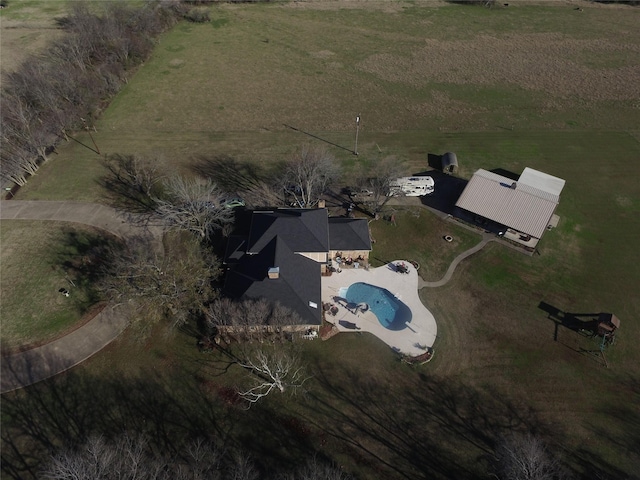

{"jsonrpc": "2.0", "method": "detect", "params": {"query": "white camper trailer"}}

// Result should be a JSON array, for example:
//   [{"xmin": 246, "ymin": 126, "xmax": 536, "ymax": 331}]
[{"xmin": 388, "ymin": 176, "xmax": 435, "ymax": 197}]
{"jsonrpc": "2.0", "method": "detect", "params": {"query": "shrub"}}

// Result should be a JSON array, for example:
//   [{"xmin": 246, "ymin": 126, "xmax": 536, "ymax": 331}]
[{"xmin": 185, "ymin": 7, "xmax": 211, "ymax": 23}]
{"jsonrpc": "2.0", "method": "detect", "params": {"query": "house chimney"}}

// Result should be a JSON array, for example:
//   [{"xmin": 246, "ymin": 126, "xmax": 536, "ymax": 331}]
[
  {"xmin": 317, "ymin": 199, "xmax": 325, "ymax": 209},
  {"xmin": 268, "ymin": 267, "xmax": 280, "ymax": 279}
]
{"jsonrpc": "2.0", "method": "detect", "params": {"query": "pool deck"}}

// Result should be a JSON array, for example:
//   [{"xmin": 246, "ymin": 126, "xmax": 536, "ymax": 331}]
[{"xmin": 321, "ymin": 261, "xmax": 437, "ymax": 357}]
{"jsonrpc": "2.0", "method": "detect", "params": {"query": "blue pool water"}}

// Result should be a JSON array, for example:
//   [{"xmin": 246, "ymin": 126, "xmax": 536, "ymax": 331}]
[{"xmin": 345, "ymin": 282, "xmax": 412, "ymax": 330}]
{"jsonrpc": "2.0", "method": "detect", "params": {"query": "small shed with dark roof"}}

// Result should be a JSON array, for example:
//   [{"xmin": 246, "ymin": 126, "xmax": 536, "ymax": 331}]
[{"xmin": 442, "ymin": 152, "xmax": 458, "ymax": 175}]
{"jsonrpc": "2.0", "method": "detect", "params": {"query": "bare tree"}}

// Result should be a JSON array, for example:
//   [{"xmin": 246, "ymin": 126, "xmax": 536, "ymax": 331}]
[
  {"xmin": 100, "ymin": 154, "xmax": 164, "ymax": 214},
  {"xmin": 41, "ymin": 434, "xmax": 149, "ymax": 480},
  {"xmin": 282, "ymin": 145, "xmax": 338, "ymax": 208},
  {"xmin": 237, "ymin": 346, "xmax": 309, "ymax": 405},
  {"xmin": 100, "ymin": 235, "xmax": 220, "ymax": 329},
  {"xmin": 229, "ymin": 451, "xmax": 260, "ymax": 480},
  {"xmin": 180, "ymin": 438, "xmax": 224, "ymax": 480},
  {"xmin": 153, "ymin": 177, "xmax": 234, "ymax": 239},
  {"xmin": 0, "ymin": 89, "xmax": 59, "ymax": 178},
  {"xmin": 40, "ymin": 433, "xmax": 277, "ymax": 480},
  {"xmin": 355, "ymin": 156, "xmax": 406, "ymax": 216},
  {"xmin": 280, "ymin": 456, "xmax": 352, "ymax": 480},
  {"xmin": 493, "ymin": 433, "xmax": 570, "ymax": 480},
  {"xmin": 242, "ymin": 179, "xmax": 287, "ymax": 209},
  {"xmin": 206, "ymin": 298, "xmax": 300, "ymax": 343},
  {"xmin": 41, "ymin": 434, "xmax": 227, "ymax": 480},
  {"xmin": 0, "ymin": 135, "xmax": 39, "ymax": 186},
  {"xmin": 192, "ymin": 155, "xmax": 286, "ymax": 208},
  {"xmin": 0, "ymin": 1, "xmax": 179, "ymax": 191}
]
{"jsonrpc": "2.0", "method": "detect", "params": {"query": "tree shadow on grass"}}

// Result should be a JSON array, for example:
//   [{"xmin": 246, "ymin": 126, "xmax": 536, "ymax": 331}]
[
  {"xmin": 53, "ymin": 228, "xmax": 125, "ymax": 308},
  {"xmin": 0, "ymin": 356, "xmax": 327, "ymax": 479},
  {"xmin": 572, "ymin": 373, "xmax": 640, "ymax": 479},
  {"xmin": 190, "ymin": 155, "xmax": 288, "ymax": 209},
  {"xmin": 1, "ymin": 366, "xmax": 235, "ymax": 478},
  {"xmin": 96, "ymin": 155, "xmax": 160, "ymax": 218},
  {"xmin": 190, "ymin": 155, "xmax": 276, "ymax": 191},
  {"xmin": 300, "ymin": 363, "xmax": 574, "ymax": 480}
]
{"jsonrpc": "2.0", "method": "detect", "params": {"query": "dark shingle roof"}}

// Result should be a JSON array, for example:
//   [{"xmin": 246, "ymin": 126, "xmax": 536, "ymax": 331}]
[
  {"xmin": 223, "ymin": 237, "xmax": 322, "ymax": 325},
  {"xmin": 247, "ymin": 209, "xmax": 329, "ymax": 254},
  {"xmin": 328, "ymin": 218, "xmax": 372, "ymax": 251},
  {"xmin": 224, "ymin": 235, "xmax": 248, "ymax": 264}
]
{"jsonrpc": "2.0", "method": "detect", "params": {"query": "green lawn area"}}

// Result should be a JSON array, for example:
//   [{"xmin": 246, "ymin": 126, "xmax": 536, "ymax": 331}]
[
  {"xmin": 2, "ymin": 1, "xmax": 640, "ymax": 478},
  {"xmin": 0, "ymin": 221, "xmax": 113, "ymax": 348},
  {"xmin": 368, "ymin": 207, "xmax": 481, "ymax": 281}
]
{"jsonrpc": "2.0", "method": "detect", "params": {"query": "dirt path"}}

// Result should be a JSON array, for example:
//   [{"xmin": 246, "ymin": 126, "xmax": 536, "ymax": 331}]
[{"xmin": 0, "ymin": 201, "xmax": 163, "ymax": 393}]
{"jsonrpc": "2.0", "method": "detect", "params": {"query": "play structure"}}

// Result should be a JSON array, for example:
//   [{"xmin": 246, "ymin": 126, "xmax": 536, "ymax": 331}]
[
  {"xmin": 585, "ymin": 313, "xmax": 621, "ymax": 368},
  {"xmin": 596, "ymin": 313, "xmax": 620, "ymax": 339}
]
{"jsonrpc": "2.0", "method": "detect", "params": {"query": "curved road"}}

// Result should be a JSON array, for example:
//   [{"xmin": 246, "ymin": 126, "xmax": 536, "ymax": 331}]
[{"xmin": 0, "ymin": 201, "xmax": 163, "ymax": 394}]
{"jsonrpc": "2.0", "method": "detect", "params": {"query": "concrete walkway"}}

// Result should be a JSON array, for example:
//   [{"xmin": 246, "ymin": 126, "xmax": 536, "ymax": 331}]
[
  {"xmin": 320, "ymin": 234, "xmax": 499, "ymax": 355},
  {"xmin": 0, "ymin": 201, "xmax": 163, "ymax": 394},
  {"xmin": 418, "ymin": 233, "xmax": 496, "ymax": 288}
]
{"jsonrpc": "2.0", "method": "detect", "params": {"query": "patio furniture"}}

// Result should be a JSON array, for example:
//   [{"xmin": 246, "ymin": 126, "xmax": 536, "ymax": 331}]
[{"xmin": 396, "ymin": 262, "xmax": 409, "ymax": 274}]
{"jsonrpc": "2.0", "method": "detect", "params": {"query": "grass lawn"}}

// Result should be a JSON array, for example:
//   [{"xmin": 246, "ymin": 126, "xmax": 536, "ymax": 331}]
[
  {"xmin": 0, "ymin": 221, "xmax": 114, "ymax": 349},
  {"xmin": 2, "ymin": 1, "xmax": 640, "ymax": 478},
  {"xmin": 12, "ymin": 1, "xmax": 640, "ymax": 200},
  {"xmin": 368, "ymin": 207, "xmax": 481, "ymax": 281}
]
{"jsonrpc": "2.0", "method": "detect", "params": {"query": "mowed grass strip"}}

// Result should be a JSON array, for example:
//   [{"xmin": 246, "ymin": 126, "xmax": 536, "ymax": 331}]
[{"xmin": 0, "ymin": 221, "xmax": 111, "ymax": 348}]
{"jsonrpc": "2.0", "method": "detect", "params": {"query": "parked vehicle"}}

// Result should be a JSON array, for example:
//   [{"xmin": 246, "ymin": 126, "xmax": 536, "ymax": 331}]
[
  {"xmin": 345, "ymin": 187, "xmax": 374, "ymax": 197},
  {"xmin": 387, "ymin": 176, "xmax": 434, "ymax": 197},
  {"xmin": 220, "ymin": 198, "xmax": 245, "ymax": 209}
]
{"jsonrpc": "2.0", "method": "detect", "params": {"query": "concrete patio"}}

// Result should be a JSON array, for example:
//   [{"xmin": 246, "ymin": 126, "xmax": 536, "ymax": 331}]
[{"xmin": 321, "ymin": 261, "xmax": 437, "ymax": 357}]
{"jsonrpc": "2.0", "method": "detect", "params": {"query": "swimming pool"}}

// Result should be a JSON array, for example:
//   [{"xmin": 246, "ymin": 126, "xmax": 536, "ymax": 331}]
[{"xmin": 345, "ymin": 282, "xmax": 412, "ymax": 330}]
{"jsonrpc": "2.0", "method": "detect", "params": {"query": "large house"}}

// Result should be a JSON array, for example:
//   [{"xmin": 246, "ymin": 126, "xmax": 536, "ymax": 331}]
[{"xmin": 223, "ymin": 208, "xmax": 372, "ymax": 328}]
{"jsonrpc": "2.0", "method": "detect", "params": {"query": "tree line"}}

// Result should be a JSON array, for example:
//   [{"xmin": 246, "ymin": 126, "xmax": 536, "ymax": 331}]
[
  {"xmin": 0, "ymin": 1, "xmax": 185, "ymax": 187},
  {"xmin": 40, "ymin": 433, "xmax": 351, "ymax": 480}
]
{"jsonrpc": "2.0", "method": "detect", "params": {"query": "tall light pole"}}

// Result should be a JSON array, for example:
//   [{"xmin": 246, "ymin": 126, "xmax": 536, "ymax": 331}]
[{"xmin": 354, "ymin": 114, "xmax": 360, "ymax": 156}]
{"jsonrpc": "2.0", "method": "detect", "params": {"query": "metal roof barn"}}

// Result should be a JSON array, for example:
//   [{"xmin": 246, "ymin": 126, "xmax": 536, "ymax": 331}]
[
  {"xmin": 518, "ymin": 167, "xmax": 566, "ymax": 197},
  {"xmin": 455, "ymin": 169, "xmax": 565, "ymax": 239}
]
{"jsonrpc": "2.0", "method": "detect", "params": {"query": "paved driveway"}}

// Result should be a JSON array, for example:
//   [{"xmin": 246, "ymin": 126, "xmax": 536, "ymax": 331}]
[{"xmin": 0, "ymin": 200, "xmax": 162, "ymax": 393}]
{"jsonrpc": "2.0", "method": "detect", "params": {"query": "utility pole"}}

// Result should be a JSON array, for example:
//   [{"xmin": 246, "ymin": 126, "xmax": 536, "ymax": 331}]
[
  {"xmin": 354, "ymin": 114, "xmax": 360, "ymax": 156},
  {"xmin": 81, "ymin": 118, "xmax": 101, "ymax": 155}
]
